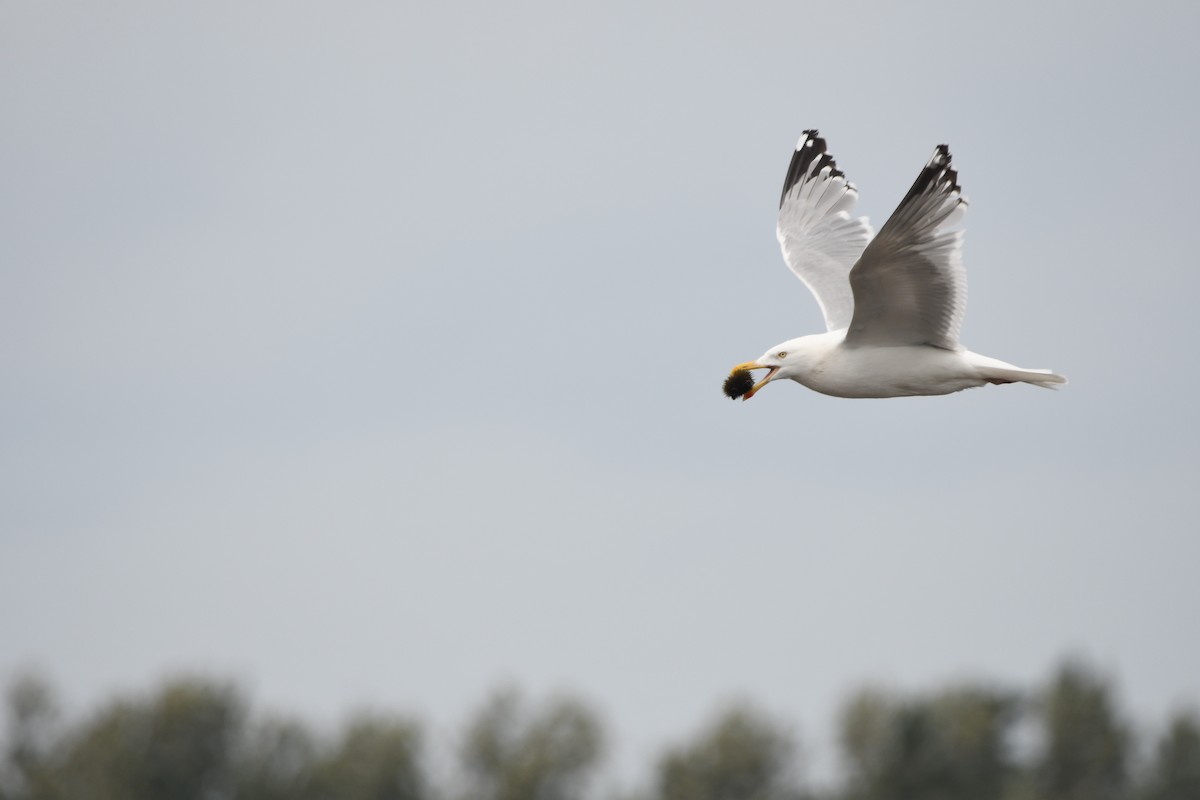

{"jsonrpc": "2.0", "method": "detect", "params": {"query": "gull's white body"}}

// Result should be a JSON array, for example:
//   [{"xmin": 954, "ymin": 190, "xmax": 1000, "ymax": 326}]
[
  {"xmin": 732, "ymin": 130, "xmax": 1065, "ymax": 400},
  {"xmin": 765, "ymin": 331, "xmax": 1057, "ymax": 399}
]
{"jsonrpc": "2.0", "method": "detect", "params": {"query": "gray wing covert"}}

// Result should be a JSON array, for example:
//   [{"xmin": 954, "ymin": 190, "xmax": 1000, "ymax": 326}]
[{"xmin": 845, "ymin": 144, "xmax": 969, "ymax": 350}]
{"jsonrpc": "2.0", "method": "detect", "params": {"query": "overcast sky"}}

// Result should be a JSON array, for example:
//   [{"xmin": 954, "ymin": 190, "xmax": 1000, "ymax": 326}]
[{"xmin": 3, "ymin": 0, "xmax": 1198, "ymax": 786}]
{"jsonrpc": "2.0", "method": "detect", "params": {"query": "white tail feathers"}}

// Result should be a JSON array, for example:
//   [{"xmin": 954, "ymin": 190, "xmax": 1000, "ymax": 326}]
[
  {"xmin": 969, "ymin": 354, "xmax": 1068, "ymax": 390},
  {"xmin": 983, "ymin": 366, "xmax": 1068, "ymax": 390},
  {"xmin": 1005, "ymin": 369, "xmax": 1067, "ymax": 390}
]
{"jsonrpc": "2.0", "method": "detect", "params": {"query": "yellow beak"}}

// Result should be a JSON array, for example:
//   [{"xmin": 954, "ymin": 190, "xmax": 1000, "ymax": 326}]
[{"xmin": 731, "ymin": 361, "xmax": 779, "ymax": 400}]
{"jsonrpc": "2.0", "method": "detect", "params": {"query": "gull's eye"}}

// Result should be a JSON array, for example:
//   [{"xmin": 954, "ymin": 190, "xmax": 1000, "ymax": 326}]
[{"xmin": 777, "ymin": 351, "xmax": 788, "ymax": 359}]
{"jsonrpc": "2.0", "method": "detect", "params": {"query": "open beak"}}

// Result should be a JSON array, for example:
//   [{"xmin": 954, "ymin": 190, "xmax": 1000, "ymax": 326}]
[{"xmin": 731, "ymin": 361, "xmax": 780, "ymax": 401}]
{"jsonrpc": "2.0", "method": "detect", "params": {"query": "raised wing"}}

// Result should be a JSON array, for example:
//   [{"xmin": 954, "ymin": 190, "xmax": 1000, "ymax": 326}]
[
  {"xmin": 845, "ymin": 144, "xmax": 968, "ymax": 350},
  {"xmin": 777, "ymin": 130, "xmax": 874, "ymax": 332}
]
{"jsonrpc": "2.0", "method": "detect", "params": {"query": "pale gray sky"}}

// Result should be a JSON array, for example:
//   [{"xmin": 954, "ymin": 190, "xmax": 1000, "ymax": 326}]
[{"xmin": 2, "ymin": 0, "xmax": 1198, "ymax": 785}]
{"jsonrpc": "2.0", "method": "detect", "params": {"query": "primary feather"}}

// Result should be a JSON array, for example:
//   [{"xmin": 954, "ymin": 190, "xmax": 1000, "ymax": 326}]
[{"xmin": 776, "ymin": 130, "xmax": 873, "ymax": 332}]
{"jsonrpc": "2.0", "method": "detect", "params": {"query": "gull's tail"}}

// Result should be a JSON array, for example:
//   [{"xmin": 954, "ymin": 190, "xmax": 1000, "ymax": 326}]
[{"xmin": 969, "ymin": 353, "xmax": 1068, "ymax": 390}]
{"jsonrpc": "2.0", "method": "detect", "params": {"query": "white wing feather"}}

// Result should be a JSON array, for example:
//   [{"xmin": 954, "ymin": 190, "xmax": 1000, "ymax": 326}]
[
  {"xmin": 845, "ymin": 145, "xmax": 969, "ymax": 350},
  {"xmin": 776, "ymin": 131, "xmax": 873, "ymax": 332}
]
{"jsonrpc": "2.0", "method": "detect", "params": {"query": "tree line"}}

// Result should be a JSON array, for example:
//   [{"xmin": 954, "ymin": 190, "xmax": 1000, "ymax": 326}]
[{"xmin": 1, "ymin": 660, "xmax": 1197, "ymax": 800}]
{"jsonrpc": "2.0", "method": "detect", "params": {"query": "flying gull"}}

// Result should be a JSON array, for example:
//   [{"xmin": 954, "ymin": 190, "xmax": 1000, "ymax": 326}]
[{"xmin": 725, "ymin": 130, "xmax": 1065, "ymax": 400}]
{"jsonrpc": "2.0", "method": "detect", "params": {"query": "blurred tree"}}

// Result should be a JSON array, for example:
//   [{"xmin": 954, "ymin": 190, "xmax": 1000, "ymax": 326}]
[
  {"xmin": 308, "ymin": 714, "xmax": 426, "ymax": 800},
  {"xmin": 838, "ymin": 687, "xmax": 893, "ymax": 799},
  {"xmin": 1030, "ymin": 661, "xmax": 1130, "ymax": 800},
  {"xmin": 54, "ymin": 678, "xmax": 244, "ymax": 800},
  {"xmin": 459, "ymin": 688, "xmax": 603, "ymax": 800},
  {"xmin": 234, "ymin": 716, "xmax": 319, "ymax": 800},
  {"xmin": 655, "ymin": 704, "xmax": 802, "ymax": 800},
  {"xmin": 1139, "ymin": 710, "xmax": 1200, "ymax": 800},
  {"xmin": 4, "ymin": 665, "xmax": 1198, "ymax": 800},
  {"xmin": 838, "ymin": 684, "xmax": 1017, "ymax": 800},
  {"xmin": 1, "ymin": 674, "xmax": 60, "ymax": 800}
]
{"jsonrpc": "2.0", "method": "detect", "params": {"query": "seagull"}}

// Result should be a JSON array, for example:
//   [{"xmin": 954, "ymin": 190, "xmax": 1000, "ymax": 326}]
[{"xmin": 725, "ymin": 130, "xmax": 1065, "ymax": 400}]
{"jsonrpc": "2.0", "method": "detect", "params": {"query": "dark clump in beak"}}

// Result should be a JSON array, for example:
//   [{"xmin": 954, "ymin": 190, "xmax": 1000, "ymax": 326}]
[{"xmin": 723, "ymin": 369, "xmax": 755, "ymax": 400}]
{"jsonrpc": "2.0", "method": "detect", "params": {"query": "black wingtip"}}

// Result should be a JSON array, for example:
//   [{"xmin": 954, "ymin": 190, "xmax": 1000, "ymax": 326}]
[
  {"xmin": 779, "ymin": 129, "xmax": 846, "ymax": 208},
  {"xmin": 892, "ymin": 143, "xmax": 964, "ymax": 214},
  {"xmin": 928, "ymin": 144, "xmax": 954, "ymax": 171},
  {"xmin": 944, "ymin": 168, "xmax": 959, "ymax": 192}
]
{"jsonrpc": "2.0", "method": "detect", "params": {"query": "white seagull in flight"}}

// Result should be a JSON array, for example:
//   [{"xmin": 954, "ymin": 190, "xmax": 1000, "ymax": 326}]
[{"xmin": 725, "ymin": 130, "xmax": 1065, "ymax": 400}]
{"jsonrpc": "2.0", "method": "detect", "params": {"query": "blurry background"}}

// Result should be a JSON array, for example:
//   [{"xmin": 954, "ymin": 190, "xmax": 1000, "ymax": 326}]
[{"xmin": 2, "ymin": 1, "xmax": 1198, "ymax": 797}]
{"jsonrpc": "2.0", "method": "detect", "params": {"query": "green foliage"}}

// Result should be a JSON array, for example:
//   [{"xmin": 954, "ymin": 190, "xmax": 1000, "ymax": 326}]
[
  {"xmin": 54, "ymin": 679, "xmax": 243, "ymax": 800},
  {"xmin": 233, "ymin": 711, "xmax": 425, "ymax": 800},
  {"xmin": 655, "ymin": 704, "xmax": 801, "ymax": 800},
  {"xmin": 308, "ymin": 715, "xmax": 425, "ymax": 800},
  {"xmin": 0, "ymin": 678, "xmax": 428, "ymax": 800},
  {"xmin": 2, "ymin": 675, "xmax": 59, "ymax": 800},
  {"xmin": 1139, "ymin": 710, "xmax": 1200, "ymax": 800},
  {"xmin": 233, "ymin": 717, "xmax": 319, "ymax": 800},
  {"xmin": 838, "ymin": 685, "xmax": 1017, "ymax": 800},
  {"xmin": 1032, "ymin": 662, "xmax": 1130, "ymax": 800},
  {"xmin": 0, "ymin": 662, "xmax": 1194, "ymax": 800},
  {"xmin": 459, "ymin": 688, "xmax": 604, "ymax": 800}
]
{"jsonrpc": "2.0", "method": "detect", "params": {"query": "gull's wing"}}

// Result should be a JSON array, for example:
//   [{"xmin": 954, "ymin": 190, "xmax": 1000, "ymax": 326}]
[
  {"xmin": 776, "ymin": 130, "xmax": 874, "ymax": 332},
  {"xmin": 844, "ymin": 144, "xmax": 969, "ymax": 350}
]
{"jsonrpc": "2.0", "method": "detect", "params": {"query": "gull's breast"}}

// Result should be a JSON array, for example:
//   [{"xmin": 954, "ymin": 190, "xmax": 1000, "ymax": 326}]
[{"xmin": 800, "ymin": 344, "xmax": 986, "ymax": 398}]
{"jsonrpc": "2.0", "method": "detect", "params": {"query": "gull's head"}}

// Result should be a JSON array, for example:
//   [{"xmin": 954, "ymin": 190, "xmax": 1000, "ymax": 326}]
[{"xmin": 724, "ymin": 338, "xmax": 808, "ymax": 401}]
